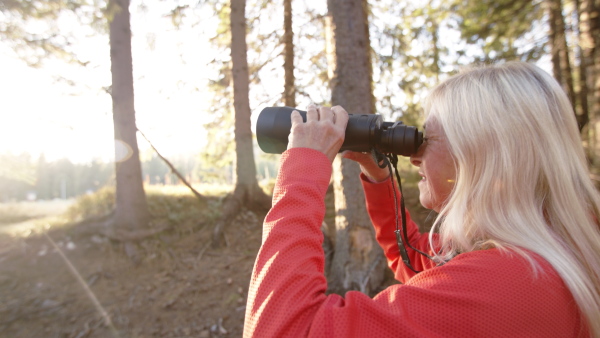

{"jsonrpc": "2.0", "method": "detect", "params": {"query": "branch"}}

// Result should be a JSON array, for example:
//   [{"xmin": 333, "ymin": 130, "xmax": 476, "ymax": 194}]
[{"xmin": 137, "ymin": 128, "xmax": 207, "ymax": 206}]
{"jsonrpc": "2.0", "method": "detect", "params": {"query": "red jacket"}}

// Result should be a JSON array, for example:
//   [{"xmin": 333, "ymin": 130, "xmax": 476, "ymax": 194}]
[{"xmin": 244, "ymin": 148, "xmax": 588, "ymax": 337}]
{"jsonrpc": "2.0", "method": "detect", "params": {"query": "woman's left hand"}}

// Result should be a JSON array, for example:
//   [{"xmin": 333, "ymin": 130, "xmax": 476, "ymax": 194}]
[
  {"xmin": 342, "ymin": 151, "xmax": 390, "ymax": 182},
  {"xmin": 287, "ymin": 104, "xmax": 349, "ymax": 163}
]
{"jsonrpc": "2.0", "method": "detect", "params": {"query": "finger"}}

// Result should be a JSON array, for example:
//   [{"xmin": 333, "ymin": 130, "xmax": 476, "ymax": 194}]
[
  {"xmin": 342, "ymin": 151, "xmax": 364, "ymax": 160},
  {"xmin": 306, "ymin": 104, "xmax": 319, "ymax": 122},
  {"xmin": 341, "ymin": 150, "xmax": 355, "ymax": 160},
  {"xmin": 342, "ymin": 150, "xmax": 370, "ymax": 163},
  {"xmin": 331, "ymin": 106, "xmax": 349, "ymax": 128},
  {"xmin": 320, "ymin": 106, "xmax": 333, "ymax": 122},
  {"xmin": 290, "ymin": 110, "xmax": 303, "ymax": 126}
]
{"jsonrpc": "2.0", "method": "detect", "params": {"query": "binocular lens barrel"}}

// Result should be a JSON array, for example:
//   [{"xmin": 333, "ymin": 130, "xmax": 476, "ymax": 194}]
[{"xmin": 256, "ymin": 107, "xmax": 423, "ymax": 156}]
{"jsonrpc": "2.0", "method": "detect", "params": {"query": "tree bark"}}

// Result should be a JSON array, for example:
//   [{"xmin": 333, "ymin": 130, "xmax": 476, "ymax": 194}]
[
  {"xmin": 547, "ymin": 0, "xmax": 576, "ymax": 107},
  {"xmin": 212, "ymin": 0, "xmax": 271, "ymax": 247},
  {"xmin": 326, "ymin": 0, "xmax": 386, "ymax": 296},
  {"xmin": 578, "ymin": 0, "xmax": 600, "ymax": 166},
  {"xmin": 283, "ymin": 0, "xmax": 296, "ymax": 107},
  {"xmin": 108, "ymin": 0, "xmax": 150, "ymax": 236},
  {"xmin": 575, "ymin": 0, "xmax": 590, "ymax": 131}
]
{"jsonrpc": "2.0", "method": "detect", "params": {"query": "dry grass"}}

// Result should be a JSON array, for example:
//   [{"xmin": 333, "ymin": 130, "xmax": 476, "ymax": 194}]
[
  {"xmin": 0, "ymin": 200, "xmax": 74, "ymax": 225},
  {"xmin": 0, "ymin": 183, "xmax": 243, "ymax": 239},
  {"xmin": 0, "ymin": 200, "xmax": 74, "ymax": 237}
]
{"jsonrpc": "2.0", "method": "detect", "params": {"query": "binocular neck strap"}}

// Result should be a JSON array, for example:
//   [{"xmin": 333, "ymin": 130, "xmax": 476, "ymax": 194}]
[{"xmin": 370, "ymin": 149, "xmax": 438, "ymax": 274}]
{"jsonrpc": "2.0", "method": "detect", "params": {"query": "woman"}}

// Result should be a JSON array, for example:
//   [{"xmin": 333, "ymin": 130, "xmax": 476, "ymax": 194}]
[{"xmin": 244, "ymin": 62, "xmax": 600, "ymax": 337}]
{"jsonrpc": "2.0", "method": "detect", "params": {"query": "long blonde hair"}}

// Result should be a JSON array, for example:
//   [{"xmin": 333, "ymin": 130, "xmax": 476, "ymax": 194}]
[{"xmin": 425, "ymin": 61, "xmax": 600, "ymax": 336}]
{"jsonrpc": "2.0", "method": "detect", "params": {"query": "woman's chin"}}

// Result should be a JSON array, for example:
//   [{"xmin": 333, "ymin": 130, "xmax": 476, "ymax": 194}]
[{"xmin": 418, "ymin": 193, "xmax": 432, "ymax": 210}]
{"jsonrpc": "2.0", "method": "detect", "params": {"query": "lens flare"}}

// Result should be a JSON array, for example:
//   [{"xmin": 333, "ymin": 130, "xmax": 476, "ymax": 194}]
[{"xmin": 114, "ymin": 139, "xmax": 133, "ymax": 163}]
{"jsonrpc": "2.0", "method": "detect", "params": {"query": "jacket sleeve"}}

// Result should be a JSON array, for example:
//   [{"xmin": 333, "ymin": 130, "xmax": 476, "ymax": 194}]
[
  {"xmin": 244, "ymin": 148, "xmax": 332, "ymax": 337},
  {"xmin": 243, "ymin": 148, "xmax": 581, "ymax": 338},
  {"xmin": 360, "ymin": 176, "xmax": 439, "ymax": 282}
]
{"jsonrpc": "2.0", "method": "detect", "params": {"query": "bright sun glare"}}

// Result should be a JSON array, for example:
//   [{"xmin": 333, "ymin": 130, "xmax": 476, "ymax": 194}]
[{"xmin": 0, "ymin": 3, "xmax": 218, "ymax": 164}]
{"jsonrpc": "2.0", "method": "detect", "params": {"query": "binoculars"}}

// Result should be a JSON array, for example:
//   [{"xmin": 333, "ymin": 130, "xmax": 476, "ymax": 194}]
[{"xmin": 256, "ymin": 107, "xmax": 423, "ymax": 156}]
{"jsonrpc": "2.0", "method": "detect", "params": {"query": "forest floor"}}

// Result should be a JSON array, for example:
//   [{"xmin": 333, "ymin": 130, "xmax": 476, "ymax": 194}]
[{"xmin": 0, "ymin": 183, "xmax": 434, "ymax": 338}]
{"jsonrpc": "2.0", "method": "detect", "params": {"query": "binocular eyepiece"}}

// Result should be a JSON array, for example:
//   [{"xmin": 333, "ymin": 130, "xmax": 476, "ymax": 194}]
[{"xmin": 256, "ymin": 107, "xmax": 423, "ymax": 156}]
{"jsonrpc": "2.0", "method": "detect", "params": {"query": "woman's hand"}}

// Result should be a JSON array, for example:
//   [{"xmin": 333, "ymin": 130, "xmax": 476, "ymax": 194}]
[
  {"xmin": 342, "ymin": 151, "xmax": 390, "ymax": 183},
  {"xmin": 288, "ymin": 104, "xmax": 349, "ymax": 163}
]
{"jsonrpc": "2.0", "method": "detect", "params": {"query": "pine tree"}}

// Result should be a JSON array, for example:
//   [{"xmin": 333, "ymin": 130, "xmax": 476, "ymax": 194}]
[
  {"xmin": 212, "ymin": 0, "xmax": 271, "ymax": 246},
  {"xmin": 325, "ymin": 0, "xmax": 386, "ymax": 295}
]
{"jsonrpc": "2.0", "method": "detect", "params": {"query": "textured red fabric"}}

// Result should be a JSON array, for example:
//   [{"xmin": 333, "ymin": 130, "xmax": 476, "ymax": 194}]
[{"xmin": 244, "ymin": 148, "xmax": 589, "ymax": 337}]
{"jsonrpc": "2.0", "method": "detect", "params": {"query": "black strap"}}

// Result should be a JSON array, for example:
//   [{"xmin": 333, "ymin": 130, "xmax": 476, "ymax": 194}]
[{"xmin": 370, "ymin": 149, "xmax": 438, "ymax": 273}]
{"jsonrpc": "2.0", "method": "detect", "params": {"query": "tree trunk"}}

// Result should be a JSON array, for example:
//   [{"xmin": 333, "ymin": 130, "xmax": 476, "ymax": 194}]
[
  {"xmin": 283, "ymin": 0, "xmax": 296, "ymax": 107},
  {"xmin": 591, "ymin": 0, "xmax": 600, "ymax": 170},
  {"xmin": 575, "ymin": 0, "xmax": 590, "ymax": 131},
  {"xmin": 326, "ymin": 0, "xmax": 386, "ymax": 296},
  {"xmin": 108, "ymin": 0, "xmax": 150, "ymax": 237},
  {"xmin": 212, "ymin": 0, "xmax": 271, "ymax": 247},
  {"xmin": 578, "ymin": 0, "xmax": 600, "ymax": 167},
  {"xmin": 548, "ymin": 0, "xmax": 576, "ymax": 107}
]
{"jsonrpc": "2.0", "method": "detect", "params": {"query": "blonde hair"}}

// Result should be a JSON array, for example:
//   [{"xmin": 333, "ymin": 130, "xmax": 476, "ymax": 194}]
[{"xmin": 425, "ymin": 61, "xmax": 600, "ymax": 336}]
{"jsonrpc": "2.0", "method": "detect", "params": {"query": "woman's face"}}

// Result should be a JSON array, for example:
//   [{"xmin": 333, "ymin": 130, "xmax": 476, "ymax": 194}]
[{"xmin": 410, "ymin": 118, "xmax": 456, "ymax": 212}]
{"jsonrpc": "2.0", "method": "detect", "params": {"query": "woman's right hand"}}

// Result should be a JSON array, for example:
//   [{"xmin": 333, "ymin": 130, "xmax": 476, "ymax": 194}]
[
  {"xmin": 342, "ymin": 151, "xmax": 390, "ymax": 183},
  {"xmin": 288, "ymin": 105, "xmax": 349, "ymax": 163}
]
